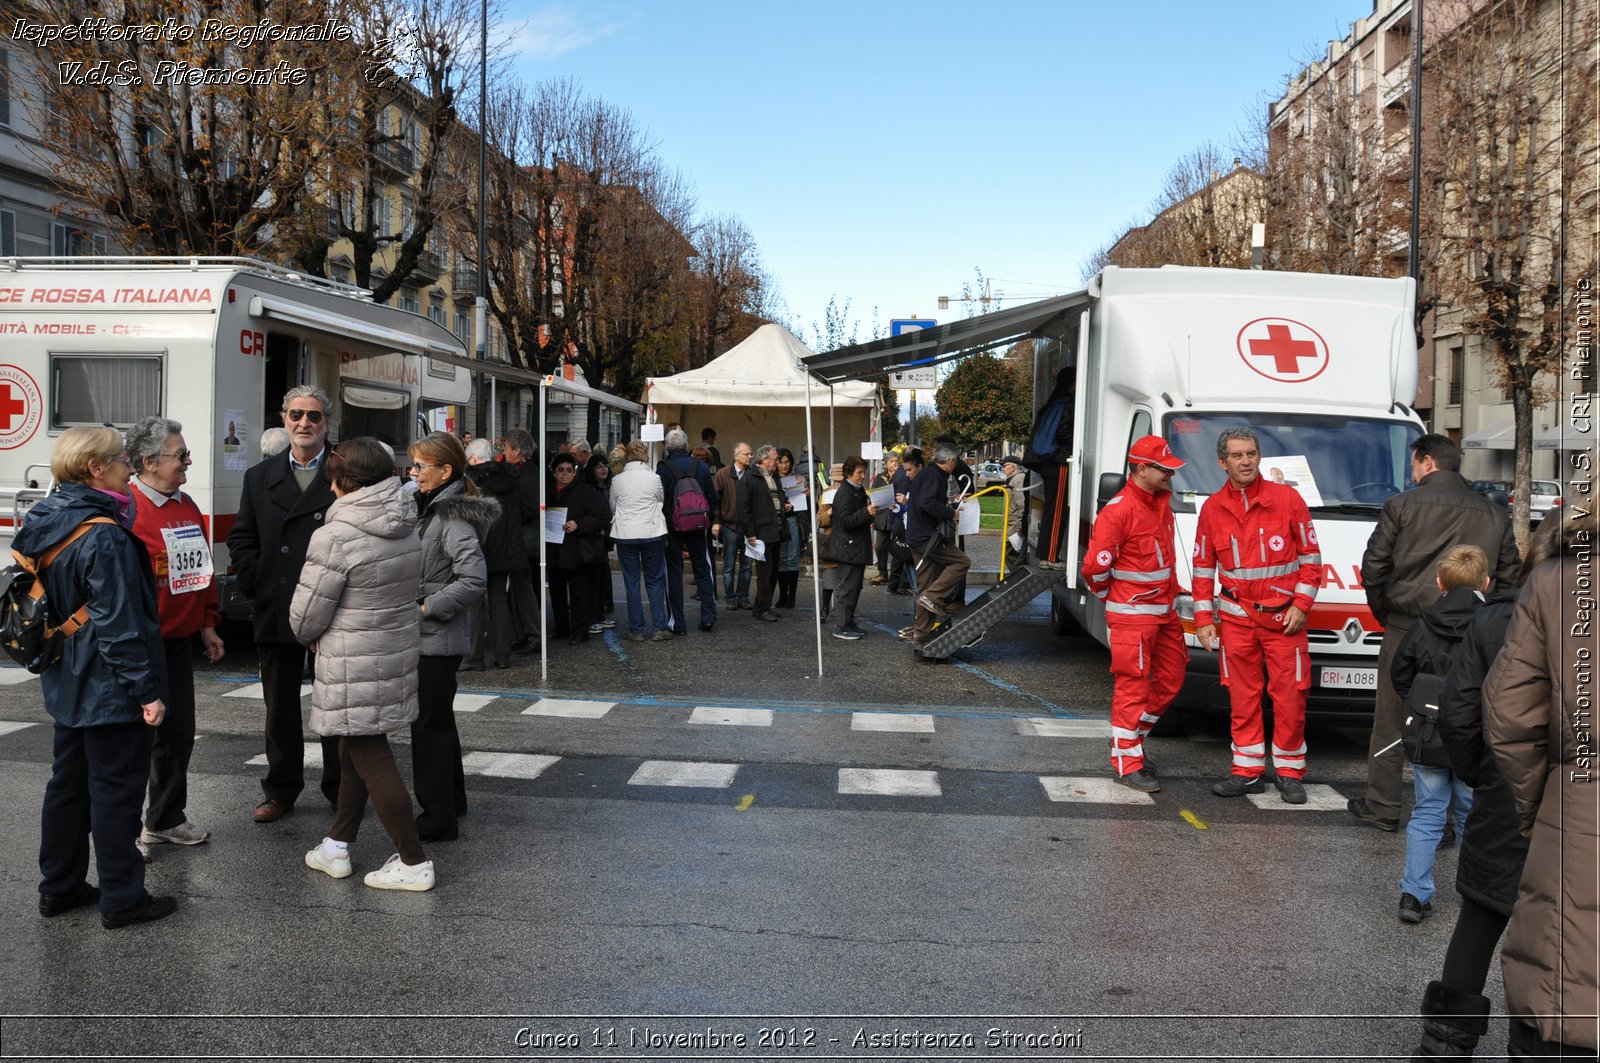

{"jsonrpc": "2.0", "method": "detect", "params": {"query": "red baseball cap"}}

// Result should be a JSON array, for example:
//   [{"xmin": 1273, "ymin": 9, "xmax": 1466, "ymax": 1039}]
[{"xmin": 1127, "ymin": 435, "xmax": 1184, "ymax": 471}]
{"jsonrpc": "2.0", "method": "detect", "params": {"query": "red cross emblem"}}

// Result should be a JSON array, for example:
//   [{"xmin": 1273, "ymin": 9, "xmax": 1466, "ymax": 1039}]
[
  {"xmin": 0, "ymin": 365, "xmax": 42, "ymax": 450},
  {"xmin": 1236, "ymin": 318, "xmax": 1330, "ymax": 383}
]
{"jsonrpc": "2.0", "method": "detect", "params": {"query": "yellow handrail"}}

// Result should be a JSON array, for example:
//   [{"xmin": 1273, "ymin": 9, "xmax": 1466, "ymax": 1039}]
[{"xmin": 961, "ymin": 484, "xmax": 1015, "ymax": 581}]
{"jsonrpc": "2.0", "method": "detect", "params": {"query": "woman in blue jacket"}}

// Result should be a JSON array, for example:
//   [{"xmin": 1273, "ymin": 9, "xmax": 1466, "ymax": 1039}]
[{"xmin": 16, "ymin": 426, "xmax": 175, "ymax": 929}]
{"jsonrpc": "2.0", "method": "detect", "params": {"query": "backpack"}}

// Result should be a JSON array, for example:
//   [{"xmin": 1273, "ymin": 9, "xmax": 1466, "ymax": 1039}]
[
  {"xmin": 666, "ymin": 460, "xmax": 711, "ymax": 533},
  {"xmin": 1, "ymin": 516, "xmax": 117, "ymax": 673},
  {"xmin": 1024, "ymin": 396, "xmax": 1072, "ymax": 466},
  {"xmin": 1401, "ymin": 672, "xmax": 1451, "ymax": 769}
]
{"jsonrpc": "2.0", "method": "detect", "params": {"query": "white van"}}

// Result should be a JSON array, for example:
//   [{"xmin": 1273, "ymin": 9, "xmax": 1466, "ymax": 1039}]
[
  {"xmin": 0, "ymin": 257, "xmax": 471, "ymax": 617},
  {"xmin": 1037, "ymin": 266, "xmax": 1424, "ymax": 724}
]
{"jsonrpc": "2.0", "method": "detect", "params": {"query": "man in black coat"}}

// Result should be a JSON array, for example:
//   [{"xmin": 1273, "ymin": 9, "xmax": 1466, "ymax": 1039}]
[
  {"xmin": 226, "ymin": 386, "xmax": 342, "ymax": 823},
  {"xmin": 736, "ymin": 444, "xmax": 786, "ymax": 621}
]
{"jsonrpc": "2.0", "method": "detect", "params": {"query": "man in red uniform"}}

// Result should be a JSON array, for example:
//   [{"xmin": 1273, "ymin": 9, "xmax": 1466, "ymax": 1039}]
[
  {"xmin": 1192, "ymin": 427, "xmax": 1323, "ymax": 804},
  {"xmin": 1081, "ymin": 436, "xmax": 1188, "ymax": 792}
]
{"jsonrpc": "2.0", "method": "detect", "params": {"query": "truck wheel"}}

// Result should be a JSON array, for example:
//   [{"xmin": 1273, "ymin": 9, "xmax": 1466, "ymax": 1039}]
[{"xmin": 1050, "ymin": 595, "xmax": 1083, "ymax": 637}]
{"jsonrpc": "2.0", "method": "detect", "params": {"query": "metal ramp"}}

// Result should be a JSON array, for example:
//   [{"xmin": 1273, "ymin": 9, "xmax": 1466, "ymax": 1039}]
[{"xmin": 914, "ymin": 562, "xmax": 1065, "ymax": 659}]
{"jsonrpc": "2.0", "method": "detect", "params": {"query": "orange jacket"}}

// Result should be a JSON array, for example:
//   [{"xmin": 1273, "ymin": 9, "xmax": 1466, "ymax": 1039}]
[{"xmin": 1192, "ymin": 476, "xmax": 1321, "ymax": 627}]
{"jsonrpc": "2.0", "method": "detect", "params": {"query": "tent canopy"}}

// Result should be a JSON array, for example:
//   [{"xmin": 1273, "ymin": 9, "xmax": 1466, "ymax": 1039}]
[
  {"xmin": 1461, "ymin": 422, "xmax": 1514, "ymax": 450},
  {"xmin": 644, "ymin": 323, "xmax": 879, "ymax": 456}
]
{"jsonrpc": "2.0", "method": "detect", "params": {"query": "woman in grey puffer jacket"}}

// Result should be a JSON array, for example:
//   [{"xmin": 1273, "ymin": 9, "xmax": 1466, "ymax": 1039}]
[
  {"xmin": 290, "ymin": 439, "xmax": 432, "ymax": 891},
  {"xmin": 409, "ymin": 432, "xmax": 497, "ymax": 843}
]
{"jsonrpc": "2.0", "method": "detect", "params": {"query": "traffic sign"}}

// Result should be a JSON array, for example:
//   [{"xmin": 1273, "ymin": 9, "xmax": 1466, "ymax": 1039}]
[{"xmin": 889, "ymin": 319, "xmax": 937, "ymax": 389}]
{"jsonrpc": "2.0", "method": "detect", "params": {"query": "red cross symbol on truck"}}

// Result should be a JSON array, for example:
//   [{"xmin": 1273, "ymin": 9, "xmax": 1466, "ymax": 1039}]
[
  {"xmin": 0, "ymin": 382, "xmax": 25, "ymax": 430},
  {"xmin": 1235, "ymin": 317, "xmax": 1330, "ymax": 383}
]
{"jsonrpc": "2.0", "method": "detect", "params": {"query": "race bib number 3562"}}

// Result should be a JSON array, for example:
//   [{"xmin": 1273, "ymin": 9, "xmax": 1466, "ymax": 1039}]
[{"xmin": 160, "ymin": 523, "xmax": 214, "ymax": 595}]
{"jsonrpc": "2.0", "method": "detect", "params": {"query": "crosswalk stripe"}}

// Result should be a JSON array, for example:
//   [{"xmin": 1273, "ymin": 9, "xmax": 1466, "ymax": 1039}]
[
  {"xmin": 851, "ymin": 712, "xmax": 935, "ymax": 733},
  {"xmin": 1038, "ymin": 776, "xmax": 1156, "ymax": 805},
  {"xmin": 689, "ymin": 706, "xmax": 773, "ymax": 727},
  {"xmin": 0, "ymin": 669, "xmax": 38, "ymax": 686},
  {"xmin": 628, "ymin": 760, "xmax": 739, "ymax": 788},
  {"xmin": 245, "ymin": 741, "xmax": 323, "ymax": 769},
  {"xmin": 462, "ymin": 751, "xmax": 560, "ymax": 779},
  {"xmin": 0, "ymin": 720, "xmax": 38, "ymax": 736},
  {"xmin": 838, "ymin": 768, "xmax": 942, "ymax": 797},
  {"xmin": 223, "ymin": 682, "xmax": 310, "ymax": 700},
  {"xmin": 521, "ymin": 698, "xmax": 615, "ymax": 719},
  {"xmin": 1018, "ymin": 718, "xmax": 1108, "ymax": 738},
  {"xmin": 1245, "ymin": 783, "xmax": 1349, "ymax": 811},
  {"xmin": 453, "ymin": 693, "xmax": 499, "ymax": 713}
]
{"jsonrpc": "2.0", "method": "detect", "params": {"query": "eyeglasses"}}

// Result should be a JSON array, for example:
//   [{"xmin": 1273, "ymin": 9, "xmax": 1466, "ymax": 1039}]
[
  {"xmin": 409, "ymin": 462, "xmax": 444, "ymax": 472},
  {"xmin": 553, "ymin": 466, "xmax": 577, "ymax": 475},
  {"xmin": 161, "ymin": 449, "xmax": 191, "ymax": 462},
  {"xmin": 286, "ymin": 408, "xmax": 325, "ymax": 423}
]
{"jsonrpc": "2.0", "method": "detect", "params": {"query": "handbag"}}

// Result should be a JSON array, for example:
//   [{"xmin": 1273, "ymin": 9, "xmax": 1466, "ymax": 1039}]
[
  {"xmin": 576, "ymin": 533, "xmax": 607, "ymax": 565},
  {"xmin": 888, "ymin": 533, "xmax": 913, "ymax": 562},
  {"xmin": 1401, "ymin": 672, "xmax": 1452, "ymax": 769}
]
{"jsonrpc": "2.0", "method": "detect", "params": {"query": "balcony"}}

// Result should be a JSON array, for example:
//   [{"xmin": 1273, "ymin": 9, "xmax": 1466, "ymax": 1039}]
[
  {"xmin": 453, "ymin": 266, "xmax": 478, "ymax": 294},
  {"xmin": 409, "ymin": 249, "xmax": 442, "ymax": 282},
  {"xmin": 372, "ymin": 141, "xmax": 414, "ymax": 176}
]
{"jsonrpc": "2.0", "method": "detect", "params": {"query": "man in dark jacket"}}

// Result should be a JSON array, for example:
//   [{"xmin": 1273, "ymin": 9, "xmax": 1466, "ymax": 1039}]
[
  {"xmin": 464, "ymin": 438, "xmax": 538, "ymax": 669},
  {"xmin": 712, "ymin": 441, "xmax": 753, "ymax": 610},
  {"xmin": 1351, "ymin": 434, "xmax": 1520, "ymax": 832},
  {"xmin": 499, "ymin": 428, "xmax": 543, "ymax": 647},
  {"xmin": 904, "ymin": 443, "xmax": 970, "ymax": 645},
  {"xmin": 656, "ymin": 427, "xmax": 719, "ymax": 633},
  {"xmin": 736, "ymin": 443, "xmax": 786, "ymax": 621},
  {"xmin": 226, "ymin": 385, "xmax": 340, "ymax": 823}
]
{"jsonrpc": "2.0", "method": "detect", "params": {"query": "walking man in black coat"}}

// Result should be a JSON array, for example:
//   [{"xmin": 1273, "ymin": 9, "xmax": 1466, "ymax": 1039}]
[{"xmin": 227, "ymin": 385, "xmax": 341, "ymax": 823}]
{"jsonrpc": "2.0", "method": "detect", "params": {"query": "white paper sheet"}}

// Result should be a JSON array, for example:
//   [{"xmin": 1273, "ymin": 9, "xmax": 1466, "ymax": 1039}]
[
  {"xmin": 868, "ymin": 484, "xmax": 895, "ymax": 508},
  {"xmin": 543, "ymin": 506, "xmax": 567, "ymax": 544},
  {"xmin": 956, "ymin": 501, "xmax": 982, "ymax": 536},
  {"xmin": 787, "ymin": 490, "xmax": 809, "ymax": 513},
  {"xmin": 821, "ymin": 489, "xmax": 837, "ymax": 505},
  {"xmin": 861, "ymin": 441, "xmax": 884, "ymax": 459},
  {"xmin": 744, "ymin": 538, "xmax": 766, "ymax": 561},
  {"xmin": 641, "ymin": 423, "xmax": 665, "ymax": 442}
]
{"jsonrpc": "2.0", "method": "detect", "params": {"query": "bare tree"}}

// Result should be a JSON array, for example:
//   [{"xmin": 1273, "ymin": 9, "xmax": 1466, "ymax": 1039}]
[
  {"xmin": 689, "ymin": 213, "xmax": 771, "ymax": 363},
  {"xmin": 1103, "ymin": 143, "xmax": 1265, "ymax": 270}
]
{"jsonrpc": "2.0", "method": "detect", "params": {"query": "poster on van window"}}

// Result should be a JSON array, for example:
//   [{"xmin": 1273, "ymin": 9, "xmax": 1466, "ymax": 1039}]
[
  {"xmin": 1262, "ymin": 455, "xmax": 1323, "ymax": 507},
  {"xmin": 223, "ymin": 409, "xmax": 248, "ymax": 471}
]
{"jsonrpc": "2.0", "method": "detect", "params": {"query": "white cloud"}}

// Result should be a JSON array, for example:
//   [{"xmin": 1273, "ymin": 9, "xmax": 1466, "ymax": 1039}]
[{"xmin": 505, "ymin": 5, "xmax": 618, "ymax": 60}]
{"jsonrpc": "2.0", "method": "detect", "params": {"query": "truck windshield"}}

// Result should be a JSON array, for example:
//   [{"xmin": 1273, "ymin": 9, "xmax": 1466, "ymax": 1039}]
[{"xmin": 1163, "ymin": 413, "xmax": 1422, "ymax": 513}]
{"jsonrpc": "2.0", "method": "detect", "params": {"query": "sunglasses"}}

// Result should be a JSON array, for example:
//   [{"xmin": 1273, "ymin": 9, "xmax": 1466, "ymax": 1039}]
[
  {"xmin": 161, "ymin": 449, "xmax": 191, "ymax": 462},
  {"xmin": 286, "ymin": 408, "xmax": 325, "ymax": 423}
]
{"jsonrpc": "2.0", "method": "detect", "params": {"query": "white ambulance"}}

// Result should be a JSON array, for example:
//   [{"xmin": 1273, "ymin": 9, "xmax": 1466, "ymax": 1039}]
[
  {"xmin": 0, "ymin": 257, "xmax": 472, "ymax": 618},
  {"xmin": 1039, "ymin": 265, "xmax": 1424, "ymax": 724}
]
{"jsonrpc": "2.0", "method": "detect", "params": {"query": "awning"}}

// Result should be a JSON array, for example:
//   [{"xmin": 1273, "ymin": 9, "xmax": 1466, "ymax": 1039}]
[
  {"xmin": 803, "ymin": 290, "xmax": 1092, "ymax": 384},
  {"xmin": 1460, "ymin": 422, "xmax": 1514, "ymax": 450},
  {"xmin": 1534, "ymin": 418, "xmax": 1595, "ymax": 450}
]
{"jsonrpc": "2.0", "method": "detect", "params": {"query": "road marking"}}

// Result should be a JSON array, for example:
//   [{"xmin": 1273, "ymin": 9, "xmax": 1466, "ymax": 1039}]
[
  {"xmin": 0, "ymin": 669, "xmax": 38, "ymax": 686},
  {"xmin": 851, "ymin": 712, "xmax": 935, "ymax": 733},
  {"xmin": 1017, "ymin": 718, "xmax": 1110, "ymax": 738},
  {"xmin": 462, "ymin": 751, "xmax": 560, "ymax": 780},
  {"xmin": 521, "ymin": 698, "xmax": 615, "ymax": 719},
  {"xmin": 734, "ymin": 794, "xmax": 755, "ymax": 811},
  {"xmin": 1181, "ymin": 810, "xmax": 1209, "ymax": 830},
  {"xmin": 1246, "ymin": 782, "xmax": 1348, "ymax": 811},
  {"xmin": 223, "ymin": 682, "xmax": 311, "ymax": 700},
  {"xmin": 0, "ymin": 720, "xmax": 38, "ymax": 736},
  {"xmin": 838, "ymin": 768, "xmax": 942, "ymax": 797},
  {"xmin": 628, "ymin": 760, "xmax": 739, "ymax": 789},
  {"xmin": 689, "ymin": 706, "xmax": 773, "ymax": 727},
  {"xmin": 246, "ymin": 741, "xmax": 322, "ymax": 769},
  {"xmin": 453, "ymin": 693, "xmax": 499, "ymax": 713},
  {"xmin": 1038, "ymin": 776, "xmax": 1155, "ymax": 805}
]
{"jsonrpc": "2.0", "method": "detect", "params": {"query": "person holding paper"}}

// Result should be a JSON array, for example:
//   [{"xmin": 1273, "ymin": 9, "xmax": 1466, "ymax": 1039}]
[
  {"xmin": 868, "ymin": 453, "xmax": 899, "ymax": 585},
  {"xmin": 1002, "ymin": 455, "xmax": 1032, "ymax": 570},
  {"xmin": 827, "ymin": 457, "xmax": 878, "ymax": 640},
  {"xmin": 736, "ymin": 444, "xmax": 788, "ymax": 622},
  {"xmin": 712, "ymin": 442, "xmax": 754, "ymax": 610},
  {"xmin": 545, "ymin": 454, "xmax": 608, "ymax": 644}
]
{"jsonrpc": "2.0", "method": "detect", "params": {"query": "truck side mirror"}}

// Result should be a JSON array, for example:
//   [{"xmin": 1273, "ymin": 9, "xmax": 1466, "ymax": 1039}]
[{"xmin": 1097, "ymin": 472, "xmax": 1126, "ymax": 509}]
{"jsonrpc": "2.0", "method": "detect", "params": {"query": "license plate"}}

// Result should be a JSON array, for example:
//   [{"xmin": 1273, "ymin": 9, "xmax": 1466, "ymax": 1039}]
[{"xmin": 1320, "ymin": 666, "xmax": 1377, "ymax": 689}]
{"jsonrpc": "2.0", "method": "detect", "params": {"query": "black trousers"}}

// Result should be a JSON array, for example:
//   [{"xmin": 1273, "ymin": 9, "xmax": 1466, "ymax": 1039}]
[
  {"xmin": 549, "ymin": 565, "xmax": 597, "ymax": 637},
  {"xmin": 412, "ymin": 655, "xmax": 467, "ymax": 839},
  {"xmin": 473, "ymin": 569, "xmax": 539, "ymax": 665},
  {"xmin": 259, "ymin": 641, "xmax": 341, "ymax": 806},
  {"xmin": 873, "ymin": 528, "xmax": 891, "ymax": 579},
  {"xmin": 40, "ymin": 720, "xmax": 152, "ymax": 912},
  {"xmin": 833, "ymin": 563, "xmax": 865, "ymax": 630},
  {"xmin": 145, "ymin": 636, "xmax": 196, "ymax": 831},
  {"xmin": 751, "ymin": 551, "xmax": 780, "ymax": 615}
]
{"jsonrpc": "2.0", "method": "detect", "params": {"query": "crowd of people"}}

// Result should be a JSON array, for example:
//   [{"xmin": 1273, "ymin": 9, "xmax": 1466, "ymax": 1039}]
[{"xmin": 20, "ymin": 393, "xmax": 1592, "ymax": 1059}]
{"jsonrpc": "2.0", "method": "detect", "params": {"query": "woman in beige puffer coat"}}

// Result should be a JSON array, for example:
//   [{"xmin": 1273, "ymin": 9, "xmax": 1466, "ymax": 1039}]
[
  {"xmin": 290, "ymin": 438, "xmax": 433, "ymax": 892},
  {"xmin": 1483, "ymin": 504, "xmax": 1597, "ymax": 1057}
]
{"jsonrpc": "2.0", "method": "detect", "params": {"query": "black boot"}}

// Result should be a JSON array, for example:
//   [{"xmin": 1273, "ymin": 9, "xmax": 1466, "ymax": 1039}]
[
  {"xmin": 821, "ymin": 588, "xmax": 833, "ymax": 624},
  {"xmin": 779, "ymin": 572, "xmax": 797, "ymax": 609},
  {"xmin": 1413, "ymin": 980, "xmax": 1490, "ymax": 1058}
]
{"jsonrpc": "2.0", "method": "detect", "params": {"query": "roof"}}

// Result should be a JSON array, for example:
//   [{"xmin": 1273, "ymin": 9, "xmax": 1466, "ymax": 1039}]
[
  {"xmin": 645, "ymin": 323, "xmax": 877, "ymax": 407},
  {"xmin": 803, "ymin": 290, "xmax": 1092, "ymax": 384}
]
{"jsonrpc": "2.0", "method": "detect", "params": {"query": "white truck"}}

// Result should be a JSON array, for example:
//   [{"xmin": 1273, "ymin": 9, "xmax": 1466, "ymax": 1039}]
[
  {"xmin": 0, "ymin": 257, "xmax": 472, "ymax": 618},
  {"xmin": 1038, "ymin": 265, "xmax": 1424, "ymax": 724}
]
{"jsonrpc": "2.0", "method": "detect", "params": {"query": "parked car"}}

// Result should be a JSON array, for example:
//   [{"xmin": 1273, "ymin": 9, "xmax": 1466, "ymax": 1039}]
[
  {"xmin": 976, "ymin": 461, "xmax": 1006, "ymax": 487},
  {"xmin": 1471, "ymin": 479, "xmax": 1512, "ymax": 508},
  {"xmin": 1513, "ymin": 479, "xmax": 1563, "ymax": 522}
]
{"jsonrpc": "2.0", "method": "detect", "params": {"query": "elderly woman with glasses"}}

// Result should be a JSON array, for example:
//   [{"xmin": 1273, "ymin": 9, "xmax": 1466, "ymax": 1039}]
[
  {"xmin": 546, "ymin": 452, "xmax": 608, "ymax": 644},
  {"xmin": 16, "ymin": 426, "xmax": 176, "ymax": 928},
  {"xmin": 124, "ymin": 416, "xmax": 224, "ymax": 861}
]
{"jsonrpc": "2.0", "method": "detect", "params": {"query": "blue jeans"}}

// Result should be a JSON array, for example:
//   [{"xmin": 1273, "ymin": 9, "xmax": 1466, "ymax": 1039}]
[
  {"xmin": 1401, "ymin": 763, "xmax": 1474, "ymax": 903},
  {"xmin": 616, "ymin": 538, "xmax": 668, "ymax": 635},
  {"xmin": 719, "ymin": 524, "xmax": 752, "ymax": 605}
]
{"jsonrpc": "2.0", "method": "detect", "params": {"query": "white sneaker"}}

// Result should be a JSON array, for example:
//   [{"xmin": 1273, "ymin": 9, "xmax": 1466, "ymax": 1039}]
[
  {"xmin": 304, "ymin": 844, "xmax": 352, "ymax": 879},
  {"xmin": 363, "ymin": 853, "xmax": 435, "ymax": 891},
  {"xmin": 141, "ymin": 821, "xmax": 210, "ymax": 846},
  {"xmin": 588, "ymin": 622, "xmax": 606, "ymax": 634}
]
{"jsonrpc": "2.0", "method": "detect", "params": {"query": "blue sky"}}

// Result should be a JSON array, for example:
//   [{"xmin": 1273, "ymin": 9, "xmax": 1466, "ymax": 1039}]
[{"xmin": 504, "ymin": 1, "xmax": 1368, "ymax": 348}]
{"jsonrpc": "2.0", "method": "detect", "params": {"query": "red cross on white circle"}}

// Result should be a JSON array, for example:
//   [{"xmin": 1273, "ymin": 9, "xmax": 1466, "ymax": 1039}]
[
  {"xmin": 1235, "ymin": 317, "xmax": 1330, "ymax": 383},
  {"xmin": 0, "ymin": 365, "xmax": 42, "ymax": 450}
]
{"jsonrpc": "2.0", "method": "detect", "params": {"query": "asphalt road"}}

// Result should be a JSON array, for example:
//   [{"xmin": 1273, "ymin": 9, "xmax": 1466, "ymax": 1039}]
[{"xmin": 0, "ymin": 573, "xmax": 1500, "ymax": 1062}]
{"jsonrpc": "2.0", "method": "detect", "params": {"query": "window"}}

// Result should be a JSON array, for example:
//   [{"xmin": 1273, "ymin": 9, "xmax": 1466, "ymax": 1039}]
[
  {"xmin": 51, "ymin": 355, "xmax": 162, "ymax": 427},
  {"xmin": 51, "ymin": 222, "xmax": 103, "ymax": 257},
  {"xmin": 1448, "ymin": 346, "xmax": 1464, "ymax": 405},
  {"xmin": 453, "ymin": 311, "xmax": 469, "ymax": 340},
  {"xmin": 399, "ymin": 287, "xmax": 419, "ymax": 313},
  {"xmin": 429, "ymin": 301, "xmax": 446, "ymax": 326},
  {"xmin": 0, "ymin": 210, "xmax": 14, "ymax": 256}
]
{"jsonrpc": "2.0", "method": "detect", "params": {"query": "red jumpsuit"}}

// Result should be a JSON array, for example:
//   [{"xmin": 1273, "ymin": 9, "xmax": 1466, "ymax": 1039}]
[
  {"xmin": 1081, "ymin": 479, "xmax": 1187, "ymax": 776},
  {"xmin": 1192, "ymin": 476, "xmax": 1323, "ymax": 780}
]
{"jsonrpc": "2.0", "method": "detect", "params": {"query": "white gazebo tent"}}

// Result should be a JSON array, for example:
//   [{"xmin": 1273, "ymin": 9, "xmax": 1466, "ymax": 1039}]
[{"xmin": 643, "ymin": 323, "xmax": 879, "ymax": 462}]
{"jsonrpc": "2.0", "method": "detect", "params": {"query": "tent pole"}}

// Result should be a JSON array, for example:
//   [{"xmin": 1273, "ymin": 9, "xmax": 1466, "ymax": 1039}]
[
  {"xmin": 806, "ymin": 373, "xmax": 823, "ymax": 678},
  {"xmin": 539, "ymin": 379, "xmax": 549, "ymax": 685},
  {"xmin": 828, "ymin": 386, "xmax": 835, "ymax": 479}
]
